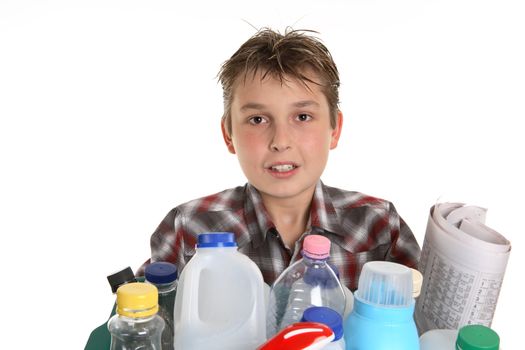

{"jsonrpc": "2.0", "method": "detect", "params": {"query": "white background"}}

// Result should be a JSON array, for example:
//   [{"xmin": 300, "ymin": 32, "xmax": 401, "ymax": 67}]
[{"xmin": 1, "ymin": 0, "xmax": 523, "ymax": 348}]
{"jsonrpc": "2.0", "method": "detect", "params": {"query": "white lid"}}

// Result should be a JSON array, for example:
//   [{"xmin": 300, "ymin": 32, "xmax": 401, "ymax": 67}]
[{"xmin": 356, "ymin": 261, "xmax": 413, "ymax": 307}]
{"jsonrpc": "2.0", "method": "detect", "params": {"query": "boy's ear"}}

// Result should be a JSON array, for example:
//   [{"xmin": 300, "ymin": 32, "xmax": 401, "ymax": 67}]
[
  {"xmin": 221, "ymin": 119, "xmax": 236, "ymax": 154},
  {"xmin": 329, "ymin": 111, "xmax": 343, "ymax": 149}
]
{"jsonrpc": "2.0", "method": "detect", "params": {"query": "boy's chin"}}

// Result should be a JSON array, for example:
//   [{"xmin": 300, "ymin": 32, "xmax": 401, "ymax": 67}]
[{"xmin": 254, "ymin": 182, "xmax": 317, "ymax": 201}]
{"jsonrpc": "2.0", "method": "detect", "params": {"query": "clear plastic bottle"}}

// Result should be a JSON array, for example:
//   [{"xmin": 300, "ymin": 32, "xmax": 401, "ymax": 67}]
[
  {"xmin": 145, "ymin": 262, "xmax": 177, "ymax": 350},
  {"xmin": 267, "ymin": 234, "xmax": 346, "ymax": 338},
  {"xmin": 108, "ymin": 282, "xmax": 165, "ymax": 350},
  {"xmin": 301, "ymin": 306, "xmax": 345, "ymax": 350},
  {"xmin": 420, "ymin": 324, "xmax": 500, "ymax": 350}
]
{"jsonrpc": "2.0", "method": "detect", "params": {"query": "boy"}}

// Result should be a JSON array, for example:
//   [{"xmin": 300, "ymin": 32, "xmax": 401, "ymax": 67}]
[{"xmin": 138, "ymin": 28, "xmax": 420, "ymax": 291}]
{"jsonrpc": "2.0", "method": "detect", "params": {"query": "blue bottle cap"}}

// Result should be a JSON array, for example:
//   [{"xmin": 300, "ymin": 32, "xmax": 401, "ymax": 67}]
[
  {"xmin": 145, "ymin": 262, "xmax": 178, "ymax": 284},
  {"xmin": 301, "ymin": 306, "xmax": 344, "ymax": 341},
  {"xmin": 197, "ymin": 232, "xmax": 237, "ymax": 248}
]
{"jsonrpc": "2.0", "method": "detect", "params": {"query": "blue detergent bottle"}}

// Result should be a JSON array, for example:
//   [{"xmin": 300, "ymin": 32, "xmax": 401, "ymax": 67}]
[{"xmin": 343, "ymin": 261, "xmax": 419, "ymax": 350}]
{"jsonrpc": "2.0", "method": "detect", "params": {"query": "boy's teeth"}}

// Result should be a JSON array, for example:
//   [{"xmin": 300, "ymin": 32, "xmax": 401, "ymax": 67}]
[{"xmin": 271, "ymin": 164, "xmax": 295, "ymax": 172}]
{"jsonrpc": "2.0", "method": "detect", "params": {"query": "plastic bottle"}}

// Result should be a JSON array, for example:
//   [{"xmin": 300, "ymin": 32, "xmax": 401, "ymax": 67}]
[
  {"xmin": 301, "ymin": 306, "xmax": 345, "ymax": 350},
  {"xmin": 174, "ymin": 232, "xmax": 266, "ymax": 350},
  {"xmin": 108, "ymin": 282, "xmax": 165, "ymax": 350},
  {"xmin": 145, "ymin": 262, "xmax": 177, "ymax": 350},
  {"xmin": 267, "ymin": 234, "xmax": 346, "ymax": 338},
  {"xmin": 343, "ymin": 261, "xmax": 419, "ymax": 350},
  {"xmin": 420, "ymin": 324, "xmax": 500, "ymax": 350},
  {"xmin": 329, "ymin": 262, "xmax": 355, "ymax": 319}
]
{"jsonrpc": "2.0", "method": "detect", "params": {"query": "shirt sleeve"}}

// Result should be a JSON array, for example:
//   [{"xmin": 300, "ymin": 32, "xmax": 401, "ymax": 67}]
[
  {"xmin": 136, "ymin": 207, "xmax": 189, "ymax": 277},
  {"xmin": 384, "ymin": 202, "xmax": 421, "ymax": 269}
]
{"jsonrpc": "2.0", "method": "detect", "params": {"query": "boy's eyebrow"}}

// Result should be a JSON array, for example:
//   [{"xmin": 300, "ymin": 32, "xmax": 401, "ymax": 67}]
[
  {"xmin": 292, "ymin": 100, "xmax": 320, "ymax": 108},
  {"xmin": 240, "ymin": 100, "xmax": 320, "ymax": 111},
  {"xmin": 240, "ymin": 102, "xmax": 266, "ymax": 111}
]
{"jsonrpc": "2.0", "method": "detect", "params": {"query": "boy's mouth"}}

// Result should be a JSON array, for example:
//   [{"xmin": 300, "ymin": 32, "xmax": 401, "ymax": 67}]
[{"xmin": 268, "ymin": 163, "xmax": 298, "ymax": 173}]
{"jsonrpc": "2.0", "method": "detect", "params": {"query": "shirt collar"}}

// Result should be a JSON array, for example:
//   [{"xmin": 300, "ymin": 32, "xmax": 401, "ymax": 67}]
[
  {"xmin": 244, "ymin": 183, "xmax": 275, "ymax": 248},
  {"xmin": 309, "ymin": 180, "xmax": 345, "ymax": 237},
  {"xmin": 243, "ymin": 180, "xmax": 345, "ymax": 249}
]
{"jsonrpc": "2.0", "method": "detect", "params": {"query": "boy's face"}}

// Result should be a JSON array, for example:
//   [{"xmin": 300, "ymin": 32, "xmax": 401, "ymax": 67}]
[{"xmin": 222, "ymin": 70, "xmax": 343, "ymax": 203}]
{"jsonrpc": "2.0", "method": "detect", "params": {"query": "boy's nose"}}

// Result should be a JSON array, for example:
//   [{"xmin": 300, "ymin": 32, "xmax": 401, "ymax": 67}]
[
  {"xmin": 270, "ymin": 142, "xmax": 291, "ymax": 152},
  {"xmin": 270, "ymin": 124, "xmax": 292, "ymax": 152}
]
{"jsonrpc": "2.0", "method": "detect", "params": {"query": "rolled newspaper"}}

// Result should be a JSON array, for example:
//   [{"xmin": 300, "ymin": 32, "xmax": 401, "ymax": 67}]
[{"xmin": 415, "ymin": 203, "xmax": 511, "ymax": 334}]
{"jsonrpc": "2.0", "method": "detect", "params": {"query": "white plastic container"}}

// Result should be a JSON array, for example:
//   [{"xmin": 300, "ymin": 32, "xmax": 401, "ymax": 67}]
[
  {"xmin": 174, "ymin": 232, "xmax": 266, "ymax": 350},
  {"xmin": 420, "ymin": 325, "xmax": 500, "ymax": 350},
  {"xmin": 420, "ymin": 329, "xmax": 458, "ymax": 349}
]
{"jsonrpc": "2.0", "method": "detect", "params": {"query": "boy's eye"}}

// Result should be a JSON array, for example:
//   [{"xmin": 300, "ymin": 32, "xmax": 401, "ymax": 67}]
[
  {"xmin": 249, "ymin": 116, "xmax": 267, "ymax": 125},
  {"xmin": 296, "ymin": 113, "xmax": 312, "ymax": 122}
]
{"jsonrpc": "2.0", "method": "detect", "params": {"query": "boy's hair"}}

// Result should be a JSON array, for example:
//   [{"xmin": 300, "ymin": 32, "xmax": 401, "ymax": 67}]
[{"xmin": 218, "ymin": 28, "xmax": 340, "ymax": 135}]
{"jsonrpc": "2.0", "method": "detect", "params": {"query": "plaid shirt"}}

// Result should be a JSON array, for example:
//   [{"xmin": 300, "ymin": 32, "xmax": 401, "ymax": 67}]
[{"xmin": 138, "ymin": 181, "xmax": 420, "ymax": 291}]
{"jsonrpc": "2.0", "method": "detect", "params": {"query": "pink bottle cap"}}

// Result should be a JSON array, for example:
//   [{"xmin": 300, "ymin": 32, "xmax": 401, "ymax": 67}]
[{"xmin": 302, "ymin": 235, "xmax": 331, "ymax": 259}]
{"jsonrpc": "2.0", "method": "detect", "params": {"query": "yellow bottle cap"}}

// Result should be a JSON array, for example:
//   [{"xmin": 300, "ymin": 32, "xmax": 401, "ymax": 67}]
[{"xmin": 116, "ymin": 282, "xmax": 159, "ymax": 318}]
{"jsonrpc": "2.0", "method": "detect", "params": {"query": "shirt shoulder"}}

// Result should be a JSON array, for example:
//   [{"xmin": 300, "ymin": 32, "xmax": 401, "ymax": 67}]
[
  {"xmin": 317, "ymin": 183, "xmax": 401, "ymax": 250},
  {"xmin": 175, "ymin": 185, "xmax": 247, "ymax": 216},
  {"xmin": 167, "ymin": 185, "xmax": 257, "ymax": 251}
]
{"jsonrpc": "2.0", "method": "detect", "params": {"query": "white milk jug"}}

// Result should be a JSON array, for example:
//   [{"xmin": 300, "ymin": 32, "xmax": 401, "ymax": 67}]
[{"xmin": 174, "ymin": 232, "xmax": 266, "ymax": 350}]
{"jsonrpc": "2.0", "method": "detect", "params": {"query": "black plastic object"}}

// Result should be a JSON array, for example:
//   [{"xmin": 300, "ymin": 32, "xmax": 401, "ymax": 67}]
[{"xmin": 107, "ymin": 266, "xmax": 136, "ymax": 293}]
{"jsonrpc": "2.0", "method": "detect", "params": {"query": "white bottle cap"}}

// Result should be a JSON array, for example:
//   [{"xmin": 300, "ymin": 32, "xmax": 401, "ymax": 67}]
[{"xmin": 356, "ymin": 261, "xmax": 413, "ymax": 307}]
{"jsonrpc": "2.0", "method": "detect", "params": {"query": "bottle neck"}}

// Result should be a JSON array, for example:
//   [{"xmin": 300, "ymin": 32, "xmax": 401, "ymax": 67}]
[
  {"xmin": 118, "ymin": 313, "xmax": 157, "ymax": 322},
  {"xmin": 197, "ymin": 246, "xmax": 237, "ymax": 254},
  {"xmin": 148, "ymin": 280, "xmax": 177, "ymax": 293},
  {"xmin": 302, "ymin": 255, "xmax": 328, "ymax": 265}
]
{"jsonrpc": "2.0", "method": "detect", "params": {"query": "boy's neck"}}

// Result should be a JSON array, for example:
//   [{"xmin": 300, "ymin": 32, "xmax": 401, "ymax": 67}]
[{"xmin": 260, "ymin": 188, "xmax": 315, "ymax": 248}]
